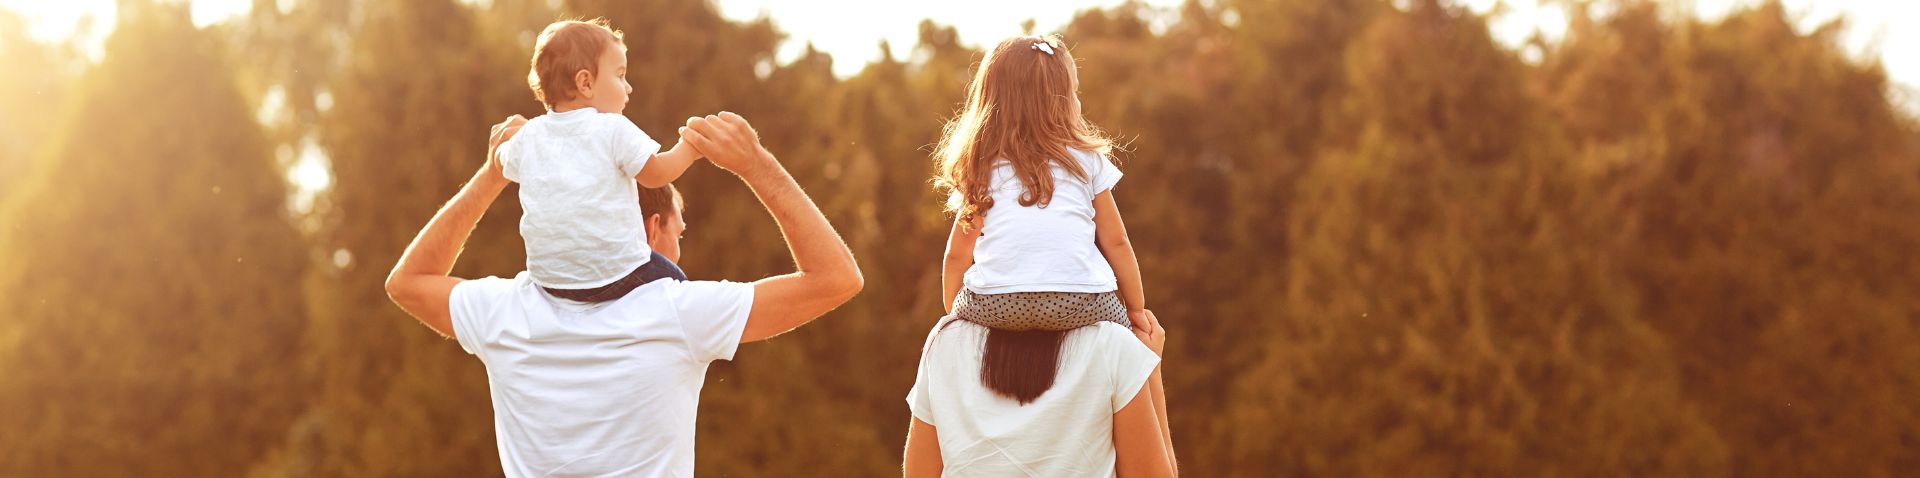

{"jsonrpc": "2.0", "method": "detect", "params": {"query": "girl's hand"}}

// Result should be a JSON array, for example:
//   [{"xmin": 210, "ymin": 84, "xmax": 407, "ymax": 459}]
[{"xmin": 1130, "ymin": 309, "xmax": 1165, "ymax": 357}]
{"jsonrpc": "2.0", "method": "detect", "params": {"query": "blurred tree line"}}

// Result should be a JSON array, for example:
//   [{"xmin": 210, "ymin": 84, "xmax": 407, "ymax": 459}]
[{"xmin": 1, "ymin": 0, "xmax": 1917, "ymax": 475}]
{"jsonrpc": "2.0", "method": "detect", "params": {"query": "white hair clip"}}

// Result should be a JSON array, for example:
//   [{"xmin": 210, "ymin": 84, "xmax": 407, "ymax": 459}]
[{"xmin": 1031, "ymin": 41, "xmax": 1055, "ymax": 56}]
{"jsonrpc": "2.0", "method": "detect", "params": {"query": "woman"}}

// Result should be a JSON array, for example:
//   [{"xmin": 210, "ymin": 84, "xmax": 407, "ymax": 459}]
[{"xmin": 902, "ymin": 310, "xmax": 1176, "ymax": 477}]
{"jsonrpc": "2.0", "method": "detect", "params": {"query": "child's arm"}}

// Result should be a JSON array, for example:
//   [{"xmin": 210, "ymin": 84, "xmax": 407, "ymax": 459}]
[
  {"xmin": 1093, "ymin": 190, "xmax": 1146, "ymax": 312},
  {"xmin": 634, "ymin": 138, "xmax": 701, "ymax": 188},
  {"xmin": 941, "ymin": 215, "xmax": 982, "ymax": 314}
]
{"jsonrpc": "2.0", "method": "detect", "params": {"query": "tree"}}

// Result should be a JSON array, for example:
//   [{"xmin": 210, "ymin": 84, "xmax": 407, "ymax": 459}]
[
  {"xmin": 0, "ymin": 3, "xmax": 308, "ymax": 475},
  {"xmin": 287, "ymin": 0, "xmax": 528, "ymax": 474},
  {"xmin": 0, "ymin": 8, "xmax": 81, "ymax": 202},
  {"xmin": 1541, "ymin": 2, "xmax": 1920, "ymax": 474}
]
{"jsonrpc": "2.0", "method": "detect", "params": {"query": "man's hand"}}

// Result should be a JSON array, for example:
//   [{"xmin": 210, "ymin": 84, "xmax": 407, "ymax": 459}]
[
  {"xmin": 679, "ymin": 112, "xmax": 771, "ymax": 178},
  {"xmin": 1130, "ymin": 309, "xmax": 1165, "ymax": 357},
  {"xmin": 486, "ymin": 115, "xmax": 527, "ymax": 179},
  {"xmin": 674, "ymin": 111, "xmax": 863, "ymax": 343}
]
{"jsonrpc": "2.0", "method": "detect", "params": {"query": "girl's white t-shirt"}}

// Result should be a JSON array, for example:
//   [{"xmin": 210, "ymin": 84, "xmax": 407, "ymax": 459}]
[
  {"xmin": 963, "ymin": 148, "xmax": 1124, "ymax": 294},
  {"xmin": 498, "ymin": 107, "xmax": 660, "ymax": 289},
  {"xmin": 907, "ymin": 318, "xmax": 1161, "ymax": 477}
]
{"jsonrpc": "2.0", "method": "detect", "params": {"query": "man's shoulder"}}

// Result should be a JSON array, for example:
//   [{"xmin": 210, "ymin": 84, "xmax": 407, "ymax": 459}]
[{"xmin": 658, "ymin": 279, "xmax": 753, "ymax": 304}]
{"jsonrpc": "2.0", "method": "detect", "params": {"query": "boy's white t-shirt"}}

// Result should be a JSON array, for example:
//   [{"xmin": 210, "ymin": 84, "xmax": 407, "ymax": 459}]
[
  {"xmin": 906, "ymin": 318, "xmax": 1161, "ymax": 477},
  {"xmin": 449, "ymin": 272, "xmax": 755, "ymax": 478},
  {"xmin": 499, "ymin": 107, "xmax": 660, "ymax": 289},
  {"xmin": 963, "ymin": 147, "xmax": 1124, "ymax": 294}
]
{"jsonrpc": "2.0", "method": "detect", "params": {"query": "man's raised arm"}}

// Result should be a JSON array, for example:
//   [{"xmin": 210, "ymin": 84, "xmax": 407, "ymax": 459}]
[
  {"xmin": 383, "ymin": 115, "xmax": 526, "ymax": 337},
  {"xmin": 678, "ymin": 112, "xmax": 863, "ymax": 343}
]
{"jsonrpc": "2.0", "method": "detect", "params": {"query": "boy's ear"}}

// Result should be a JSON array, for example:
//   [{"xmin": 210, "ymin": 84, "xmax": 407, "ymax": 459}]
[{"xmin": 574, "ymin": 69, "xmax": 595, "ymax": 99}]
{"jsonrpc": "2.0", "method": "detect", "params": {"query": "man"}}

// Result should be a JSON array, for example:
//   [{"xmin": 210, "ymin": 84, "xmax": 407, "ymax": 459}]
[
  {"xmin": 636, "ymin": 183, "xmax": 686, "ymax": 264},
  {"xmin": 383, "ymin": 112, "xmax": 863, "ymax": 477}
]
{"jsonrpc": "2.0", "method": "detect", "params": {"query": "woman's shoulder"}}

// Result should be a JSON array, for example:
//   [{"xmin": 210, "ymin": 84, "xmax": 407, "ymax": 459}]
[
  {"xmin": 1092, "ymin": 320, "xmax": 1136, "ymax": 337},
  {"xmin": 922, "ymin": 318, "xmax": 983, "ymax": 356}
]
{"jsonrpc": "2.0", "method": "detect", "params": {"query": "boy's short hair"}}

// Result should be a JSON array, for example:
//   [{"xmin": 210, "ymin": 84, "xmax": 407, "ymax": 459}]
[{"xmin": 528, "ymin": 18, "xmax": 625, "ymax": 109}]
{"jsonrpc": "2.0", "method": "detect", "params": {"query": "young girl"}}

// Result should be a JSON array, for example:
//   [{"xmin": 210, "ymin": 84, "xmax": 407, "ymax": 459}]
[{"xmin": 935, "ymin": 34, "xmax": 1148, "ymax": 341}]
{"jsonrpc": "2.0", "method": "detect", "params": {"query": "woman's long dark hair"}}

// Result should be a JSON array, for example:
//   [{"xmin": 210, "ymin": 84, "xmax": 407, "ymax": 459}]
[{"xmin": 945, "ymin": 321, "xmax": 1070, "ymax": 405}]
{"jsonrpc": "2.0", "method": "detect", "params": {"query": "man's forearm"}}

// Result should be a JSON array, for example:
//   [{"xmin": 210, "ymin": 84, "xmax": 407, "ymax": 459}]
[
  {"xmin": 384, "ymin": 162, "xmax": 509, "ymax": 335},
  {"xmin": 385, "ymin": 115, "xmax": 522, "ymax": 336},
  {"xmin": 739, "ymin": 154, "xmax": 857, "ymax": 284},
  {"xmin": 394, "ymin": 167, "xmax": 508, "ymax": 278}
]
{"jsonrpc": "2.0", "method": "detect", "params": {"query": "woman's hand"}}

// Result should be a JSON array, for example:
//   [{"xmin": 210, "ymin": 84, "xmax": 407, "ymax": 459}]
[{"xmin": 1129, "ymin": 309, "xmax": 1165, "ymax": 357}]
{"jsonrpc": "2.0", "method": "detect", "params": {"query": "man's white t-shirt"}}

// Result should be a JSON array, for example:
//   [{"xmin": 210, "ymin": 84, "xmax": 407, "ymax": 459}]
[
  {"xmin": 963, "ymin": 147, "xmax": 1124, "ymax": 294},
  {"xmin": 906, "ymin": 318, "xmax": 1160, "ymax": 477},
  {"xmin": 449, "ymin": 272, "xmax": 753, "ymax": 478},
  {"xmin": 499, "ymin": 107, "xmax": 661, "ymax": 289}
]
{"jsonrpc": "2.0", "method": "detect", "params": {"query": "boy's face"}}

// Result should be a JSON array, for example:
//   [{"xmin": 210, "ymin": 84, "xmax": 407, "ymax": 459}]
[{"xmin": 584, "ymin": 43, "xmax": 630, "ymax": 113}]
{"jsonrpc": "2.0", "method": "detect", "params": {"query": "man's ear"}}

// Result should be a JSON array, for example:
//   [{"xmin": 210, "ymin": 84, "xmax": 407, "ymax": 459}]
[
  {"xmin": 574, "ymin": 69, "xmax": 595, "ymax": 99},
  {"xmin": 644, "ymin": 214, "xmax": 663, "ymax": 242}
]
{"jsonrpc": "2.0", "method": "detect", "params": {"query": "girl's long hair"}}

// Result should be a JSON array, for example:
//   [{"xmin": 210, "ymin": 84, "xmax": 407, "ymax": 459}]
[{"xmin": 933, "ymin": 35, "xmax": 1115, "ymax": 226}]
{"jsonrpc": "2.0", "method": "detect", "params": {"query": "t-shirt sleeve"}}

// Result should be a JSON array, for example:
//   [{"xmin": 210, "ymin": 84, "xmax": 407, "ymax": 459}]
[
  {"xmin": 667, "ymin": 280, "xmax": 755, "ymax": 363},
  {"xmin": 1105, "ymin": 324, "xmax": 1161, "ymax": 412},
  {"xmin": 607, "ymin": 115, "xmax": 662, "ymax": 178},
  {"xmin": 449, "ymin": 276, "xmax": 516, "ymax": 356},
  {"xmin": 1085, "ymin": 150, "xmax": 1123, "ymax": 194},
  {"xmin": 905, "ymin": 317, "xmax": 954, "ymax": 425},
  {"xmin": 498, "ymin": 136, "xmax": 523, "ymax": 182},
  {"xmin": 906, "ymin": 363, "xmax": 937, "ymax": 425}
]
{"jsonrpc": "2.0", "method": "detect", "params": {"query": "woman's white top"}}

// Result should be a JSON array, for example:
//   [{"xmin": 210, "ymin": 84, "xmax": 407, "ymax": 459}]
[{"xmin": 907, "ymin": 318, "xmax": 1160, "ymax": 477}]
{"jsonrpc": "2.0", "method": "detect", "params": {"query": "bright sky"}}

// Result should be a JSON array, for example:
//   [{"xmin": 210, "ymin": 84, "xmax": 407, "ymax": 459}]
[
  {"xmin": 4, "ymin": 0, "xmax": 1915, "ymax": 99},
  {"xmin": 1462, "ymin": 0, "xmax": 1920, "ymax": 106},
  {"xmin": 714, "ymin": 0, "xmax": 1186, "ymax": 75},
  {"xmin": 6, "ymin": 0, "xmax": 1911, "ymax": 214}
]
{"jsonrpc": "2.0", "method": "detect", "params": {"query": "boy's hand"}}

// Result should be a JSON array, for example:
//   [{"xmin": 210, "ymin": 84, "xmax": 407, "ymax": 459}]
[
  {"xmin": 671, "ymin": 128, "xmax": 705, "ymax": 158},
  {"xmin": 486, "ymin": 115, "xmax": 528, "ymax": 176},
  {"xmin": 1129, "ymin": 309, "xmax": 1165, "ymax": 357}
]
